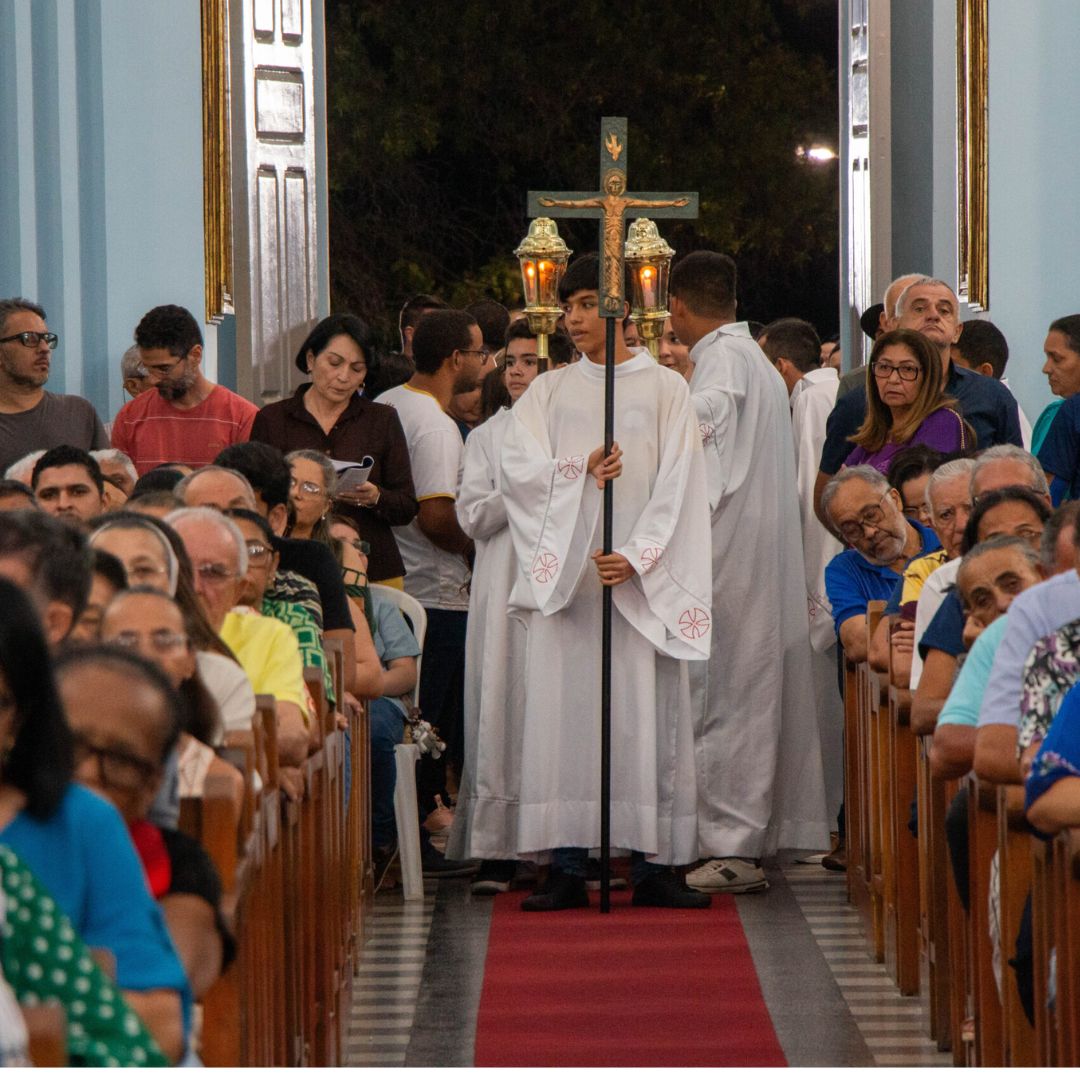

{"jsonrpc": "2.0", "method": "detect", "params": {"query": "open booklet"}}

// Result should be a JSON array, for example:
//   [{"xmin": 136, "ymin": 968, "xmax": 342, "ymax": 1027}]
[{"xmin": 330, "ymin": 456, "xmax": 375, "ymax": 491}]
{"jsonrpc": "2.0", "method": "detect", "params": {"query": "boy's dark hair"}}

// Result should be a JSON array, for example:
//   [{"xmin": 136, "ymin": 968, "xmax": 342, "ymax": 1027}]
[
  {"xmin": 224, "ymin": 507, "xmax": 275, "ymax": 546},
  {"xmin": 0, "ymin": 510, "xmax": 92, "ymax": 623},
  {"xmin": 214, "ymin": 442, "xmax": 291, "ymax": 510},
  {"xmin": 134, "ymin": 304, "xmax": 203, "ymax": 357},
  {"xmin": 91, "ymin": 548, "xmax": 129, "ymax": 593},
  {"xmin": 131, "ymin": 467, "xmax": 186, "ymax": 498},
  {"xmin": 466, "ymin": 300, "xmax": 510, "ymax": 352},
  {"xmin": 887, "ymin": 445, "xmax": 946, "ymax": 497},
  {"xmin": 32, "ymin": 445, "xmax": 105, "ymax": 495},
  {"xmin": 759, "ymin": 318, "xmax": 821, "ymax": 374},
  {"xmin": 399, "ymin": 293, "xmax": 448, "ymax": 335},
  {"xmin": 669, "ymin": 251, "xmax": 738, "ymax": 318},
  {"xmin": 558, "ymin": 253, "xmax": 631, "ymax": 305},
  {"xmin": 411, "ymin": 310, "xmax": 478, "ymax": 376},
  {"xmin": 956, "ymin": 320, "xmax": 1010, "ymax": 379}
]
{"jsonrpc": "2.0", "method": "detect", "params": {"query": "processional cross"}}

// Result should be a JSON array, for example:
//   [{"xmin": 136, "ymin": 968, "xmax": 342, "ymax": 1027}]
[{"xmin": 526, "ymin": 118, "xmax": 698, "ymax": 913}]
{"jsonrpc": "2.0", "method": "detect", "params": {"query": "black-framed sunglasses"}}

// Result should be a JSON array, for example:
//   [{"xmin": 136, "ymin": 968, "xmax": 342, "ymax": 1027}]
[{"xmin": 0, "ymin": 331, "xmax": 59, "ymax": 349}]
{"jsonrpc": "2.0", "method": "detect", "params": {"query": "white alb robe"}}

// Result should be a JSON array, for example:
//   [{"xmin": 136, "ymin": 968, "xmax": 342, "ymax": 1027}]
[
  {"xmin": 791, "ymin": 366, "xmax": 846, "ymax": 825},
  {"xmin": 445, "ymin": 408, "xmax": 527, "ymax": 860},
  {"xmin": 499, "ymin": 350, "xmax": 712, "ymax": 865},
  {"xmin": 688, "ymin": 324, "xmax": 830, "ymax": 857}
]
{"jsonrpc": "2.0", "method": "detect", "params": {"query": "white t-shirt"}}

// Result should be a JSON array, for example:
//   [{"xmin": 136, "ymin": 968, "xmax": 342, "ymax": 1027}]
[{"xmin": 375, "ymin": 383, "xmax": 470, "ymax": 611}]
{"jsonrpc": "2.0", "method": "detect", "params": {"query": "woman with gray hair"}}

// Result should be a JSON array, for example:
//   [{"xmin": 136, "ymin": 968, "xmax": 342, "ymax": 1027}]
[{"xmin": 285, "ymin": 448, "xmax": 337, "ymax": 547}]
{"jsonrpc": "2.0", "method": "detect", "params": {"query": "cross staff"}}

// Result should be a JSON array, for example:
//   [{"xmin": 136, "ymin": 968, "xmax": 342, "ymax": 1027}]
[{"xmin": 527, "ymin": 118, "xmax": 698, "ymax": 913}]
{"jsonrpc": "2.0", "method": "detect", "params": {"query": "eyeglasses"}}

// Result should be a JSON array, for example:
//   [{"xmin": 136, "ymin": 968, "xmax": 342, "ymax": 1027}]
[
  {"xmin": 872, "ymin": 360, "xmax": 921, "ymax": 382},
  {"xmin": 835, "ymin": 492, "xmax": 893, "ymax": 543},
  {"xmin": 193, "ymin": 562, "xmax": 236, "ymax": 584},
  {"xmin": 458, "ymin": 347, "xmax": 493, "ymax": 362},
  {"xmin": 72, "ymin": 732, "xmax": 159, "ymax": 793},
  {"xmin": 0, "ymin": 331, "xmax": 59, "ymax": 349},
  {"xmin": 341, "ymin": 537, "xmax": 370, "ymax": 556},
  {"xmin": 105, "ymin": 629, "xmax": 189, "ymax": 655},
  {"xmin": 289, "ymin": 478, "xmax": 326, "ymax": 497},
  {"xmin": 142, "ymin": 354, "xmax": 187, "ymax": 378},
  {"xmin": 246, "ymin": 541, "xmax": 273, "ymax": 564}
]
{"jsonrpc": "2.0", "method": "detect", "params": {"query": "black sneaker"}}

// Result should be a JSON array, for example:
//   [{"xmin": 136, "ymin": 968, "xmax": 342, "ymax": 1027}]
[
  {"xmin": 520, "ymin": 869, "xmax": 589, "ymax": 912},
  {"xmin": 421, "ymin": 845, "xmax": 479, "ymax": 878},
  {"xmin": 632, "ymin": 869, "xmax": 712, "ymax": 909},
  {"xmin": 373, "ymin": 841, "xmax": 398, "ymax": 892},
  {"xmin": 584, "ymin": 858, "xmax": 628, "ymax": 891},
  {"xmin": 472, "ymin": 860, "xmax": 517, "ymax": 895}
]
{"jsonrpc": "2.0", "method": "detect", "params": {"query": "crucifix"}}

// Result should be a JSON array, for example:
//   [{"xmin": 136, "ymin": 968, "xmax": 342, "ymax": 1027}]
[{"xmin": 527, "ymin": 117, "xmax": 698, "ymax": 913}]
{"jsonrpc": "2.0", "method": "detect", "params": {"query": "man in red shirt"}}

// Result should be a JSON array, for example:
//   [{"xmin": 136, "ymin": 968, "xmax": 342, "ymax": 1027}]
[{"xmin": 111, "ymin": 305, "xmax": 257, "ymax": 475}]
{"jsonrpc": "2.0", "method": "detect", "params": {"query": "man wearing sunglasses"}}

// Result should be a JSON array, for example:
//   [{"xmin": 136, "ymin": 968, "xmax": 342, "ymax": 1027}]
[{"xmin": 0, "ymin": 297, "xmax": 108, "ymax": 474}]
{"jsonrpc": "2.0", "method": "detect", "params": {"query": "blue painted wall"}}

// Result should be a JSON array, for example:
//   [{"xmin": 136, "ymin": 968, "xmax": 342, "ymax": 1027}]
[{"xmin": 0, "ymin": 0, "xmax": 220, "ymax": 426}]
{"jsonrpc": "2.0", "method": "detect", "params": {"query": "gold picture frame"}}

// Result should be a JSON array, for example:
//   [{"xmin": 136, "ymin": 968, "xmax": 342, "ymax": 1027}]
[
  {"xmin": 201, "ymin": 0, "xmax": 233, "ymax": 323},
  {"xmin": 956, "ymin": 0, "xmax": 988, "ymax": 310}
]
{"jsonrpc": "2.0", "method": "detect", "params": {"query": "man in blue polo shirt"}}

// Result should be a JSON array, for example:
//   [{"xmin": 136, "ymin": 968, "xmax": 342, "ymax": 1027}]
[
  {"xmin": 813, "ymin": 278, "xmax": 1022, "ymax": 531},
  {"xmin": 822, "ymin": 465, "xmax": 941, "ymax": 663}
]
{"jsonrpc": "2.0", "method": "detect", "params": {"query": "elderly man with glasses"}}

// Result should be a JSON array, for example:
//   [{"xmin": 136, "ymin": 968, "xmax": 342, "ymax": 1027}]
[
  {"xmin": 166, "ymin": 506, "xmax": 311, "ymax": 767},
  {"xmin": 822, "ymin": 465, "xmax": 941, "ymax": 664},
  {"xmin": 0, "ymin": 297, "xmax": 108, "ymax": 473}
]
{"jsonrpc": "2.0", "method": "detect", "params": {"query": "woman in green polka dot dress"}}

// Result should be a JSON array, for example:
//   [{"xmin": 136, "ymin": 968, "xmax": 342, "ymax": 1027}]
[{"xmin": 0, "ymin": 844, "xmax": 168, "ymax": 1066}]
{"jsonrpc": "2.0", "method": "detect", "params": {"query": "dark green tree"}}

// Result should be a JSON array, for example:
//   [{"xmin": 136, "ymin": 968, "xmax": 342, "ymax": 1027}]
[{"xmin": 325, "ymin": 0, "xmax": 838, "ymax": 347}]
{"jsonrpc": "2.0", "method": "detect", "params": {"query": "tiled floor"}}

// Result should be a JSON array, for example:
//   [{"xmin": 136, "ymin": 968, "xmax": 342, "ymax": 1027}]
[{"xmin": 344, "ymin": 858, "xmax": 952, "ymax": 1067}]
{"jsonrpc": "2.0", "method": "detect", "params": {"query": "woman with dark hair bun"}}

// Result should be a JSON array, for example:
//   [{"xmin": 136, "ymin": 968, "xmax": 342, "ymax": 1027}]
[
  {"xmin": 0, "ymin": 578, "xmax": 189, "ymax": 1061},
  {"xmin": 250, "ymin": 313, "xmax": 418, "ymax": 586}
]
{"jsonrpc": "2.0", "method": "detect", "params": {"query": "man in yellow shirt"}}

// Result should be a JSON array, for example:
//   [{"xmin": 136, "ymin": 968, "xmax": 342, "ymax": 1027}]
[{"xmin": 167, "ymin": 506, "xmax": 310, "ymax": 765}]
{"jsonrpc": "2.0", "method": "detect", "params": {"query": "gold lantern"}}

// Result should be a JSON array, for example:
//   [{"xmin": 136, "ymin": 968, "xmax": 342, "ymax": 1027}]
[
  {"xmin": 624, "ymin": 218, "xmax": 675, "ymax": 359},
  {"xmin": 514, "ymin": 218, "xmax": 572, "ymax": 366}
]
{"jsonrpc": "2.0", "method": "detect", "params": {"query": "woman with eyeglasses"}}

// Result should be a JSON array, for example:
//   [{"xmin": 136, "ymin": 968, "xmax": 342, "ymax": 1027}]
[
  {"xmin": 844, "ymin": 328, "xmax": 972, "ymax": 472},
  {"xmin": 285, "ymin": 448, "xmax": 337, "ymax": 546},
  {"xmin": 0, "ymin": 579, "xmax": 189, "ymax": 1061},
  {"xmin": 249, "ymin": 314, "xmax": 419, "ymax": 588}
]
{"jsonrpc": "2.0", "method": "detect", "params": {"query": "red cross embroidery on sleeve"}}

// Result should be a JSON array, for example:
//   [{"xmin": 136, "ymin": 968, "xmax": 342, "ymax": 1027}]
[
  {"xmin": 699, "ymin": 422, "xmax": 715, "ymax": 447},
  {"xmin": 532, "ymin": 551, "xmax": 559, "ymax": 584},
  {"xmin": 678, "ymin": 607, "xmax": 711, "ymax": 640},
  {"xmin": 640, "ymin": 547, "xmax": 664, "ymax": 571},
  {"xmin": 557, "ymin": 455, "xmax": 585, "ymax": 480}
]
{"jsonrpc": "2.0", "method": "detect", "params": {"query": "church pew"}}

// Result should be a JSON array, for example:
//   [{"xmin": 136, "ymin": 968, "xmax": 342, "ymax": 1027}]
[
  {"xmin": 866, "ymin": 666, "xmax": 889, "ymax": 964},
  {"xmin": 844, "ymin": 657, "xmax": 870, "ymax": 925},
  {"xmin": 996, "ymin": 783, "xmax": 1036, "ymax": 1065},
  {"xmin": 1031, "ymin": 835, "xmax": 1056, "ymax": 1065},
  {"xmin": 886, "ymin": 683, "xmax": 920, "ymax": 995},
  {"xmin": 1060, "ymin": 828, "xmax": 1080, "ymax": 1065},
  {"xmin": 21, "ymin": 1002, "xmax": 66, "ymax": 1066},
  {"xmin": 916, "ymin": 733, "xmax": 952, "ymax": 1048},
  {"xmin": 967, "ymin": 777, "xmax": 1003, "ymax": 1065}
]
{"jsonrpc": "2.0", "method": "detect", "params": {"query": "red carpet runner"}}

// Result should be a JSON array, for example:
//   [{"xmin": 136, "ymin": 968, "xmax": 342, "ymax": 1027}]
[{"xmin": 474, "ymin": 890, "xmax": 787, "ymax": 1067}]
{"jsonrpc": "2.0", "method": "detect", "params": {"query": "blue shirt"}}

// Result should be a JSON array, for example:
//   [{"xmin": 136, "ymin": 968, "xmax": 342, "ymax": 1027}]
[
  {"xmin": 937, "ymin": 617, "xmax": 1009, "ymax": 727},
  {"xmin": 371, "ymin": 592, "xmax": 420, "ymax": 718},
  {"xmin": 1037, "ymin": 394, "xmax": 1080, "ymax": 500},
  {"xmin": 1026, "ymin": 679, "xmax": 1080, "ymax": 829},
  {"xmin": 819, "ymin": 362, "xmax": 1022, "ymax": 475},
  {"xmin": 1, "ymin": 785, "xmax": 191, "ymax": 1022},
  {"xmin": 824, "ymin": 519, "xmax": 940, "ymax": 636},
  {"xmin": 919, "ymin": 590, "xmax": 965, "ymax": 659}
]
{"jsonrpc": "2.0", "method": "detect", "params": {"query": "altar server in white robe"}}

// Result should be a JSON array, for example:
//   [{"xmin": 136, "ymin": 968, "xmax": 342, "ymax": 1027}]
[
  {"xmin": 669, "ymin": 253, "xmax": 830, "ymax": 895},
  {"xmin": 448, "ymin": 320, "xmax": 556, "ymax": 892},
  {"xmin": 760, "ymin": 318, "xmax": 845, "ymax": 828},
  {"xmin": 499, "ymin": 254, "xmax": 714, "ymax": 912}
]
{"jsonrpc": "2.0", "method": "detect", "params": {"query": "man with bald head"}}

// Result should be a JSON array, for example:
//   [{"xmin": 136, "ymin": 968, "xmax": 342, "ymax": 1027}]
[
  {"xmin": 838, "ymin": 272, "xmax": 925, "ymax": 397},
  {"xmin": 815, "ymin": 277, "xmax": 1022, "ymax": 530}
]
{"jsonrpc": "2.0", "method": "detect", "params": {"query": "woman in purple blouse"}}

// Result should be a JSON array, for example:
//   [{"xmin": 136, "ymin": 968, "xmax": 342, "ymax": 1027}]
[{"xmin": 845, "ymin": 328, "xmax": 972, "ymax": 472}]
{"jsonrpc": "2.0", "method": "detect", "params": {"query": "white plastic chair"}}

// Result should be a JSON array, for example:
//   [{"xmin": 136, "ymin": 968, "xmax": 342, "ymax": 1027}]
[{"xmin": 369, "ymin": 584, "xmax": 428, "ymax": 900}]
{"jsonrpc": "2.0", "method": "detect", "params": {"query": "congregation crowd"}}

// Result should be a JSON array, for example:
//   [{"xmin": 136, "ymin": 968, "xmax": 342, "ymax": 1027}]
[{"xmin": 2, "ymin": 248, "xmax": 1080, "ymax": 1063}]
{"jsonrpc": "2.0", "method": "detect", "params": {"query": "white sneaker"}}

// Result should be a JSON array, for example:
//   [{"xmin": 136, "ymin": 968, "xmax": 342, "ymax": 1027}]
[{"xmin": 685, "ymin": 858, "xmax": 768, "ymax": 894}]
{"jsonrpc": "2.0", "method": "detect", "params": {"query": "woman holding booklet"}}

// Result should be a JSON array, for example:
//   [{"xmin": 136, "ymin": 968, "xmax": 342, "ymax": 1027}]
[{"xmin": 250, "ymin": 314, "xmax": 418, "ymax": 586}]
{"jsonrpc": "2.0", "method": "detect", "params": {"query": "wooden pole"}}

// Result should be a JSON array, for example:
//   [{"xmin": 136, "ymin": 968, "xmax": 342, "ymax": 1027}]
[{"xmin": 600, "ymin": 316, "xmax": 615, "ymax": 913}]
